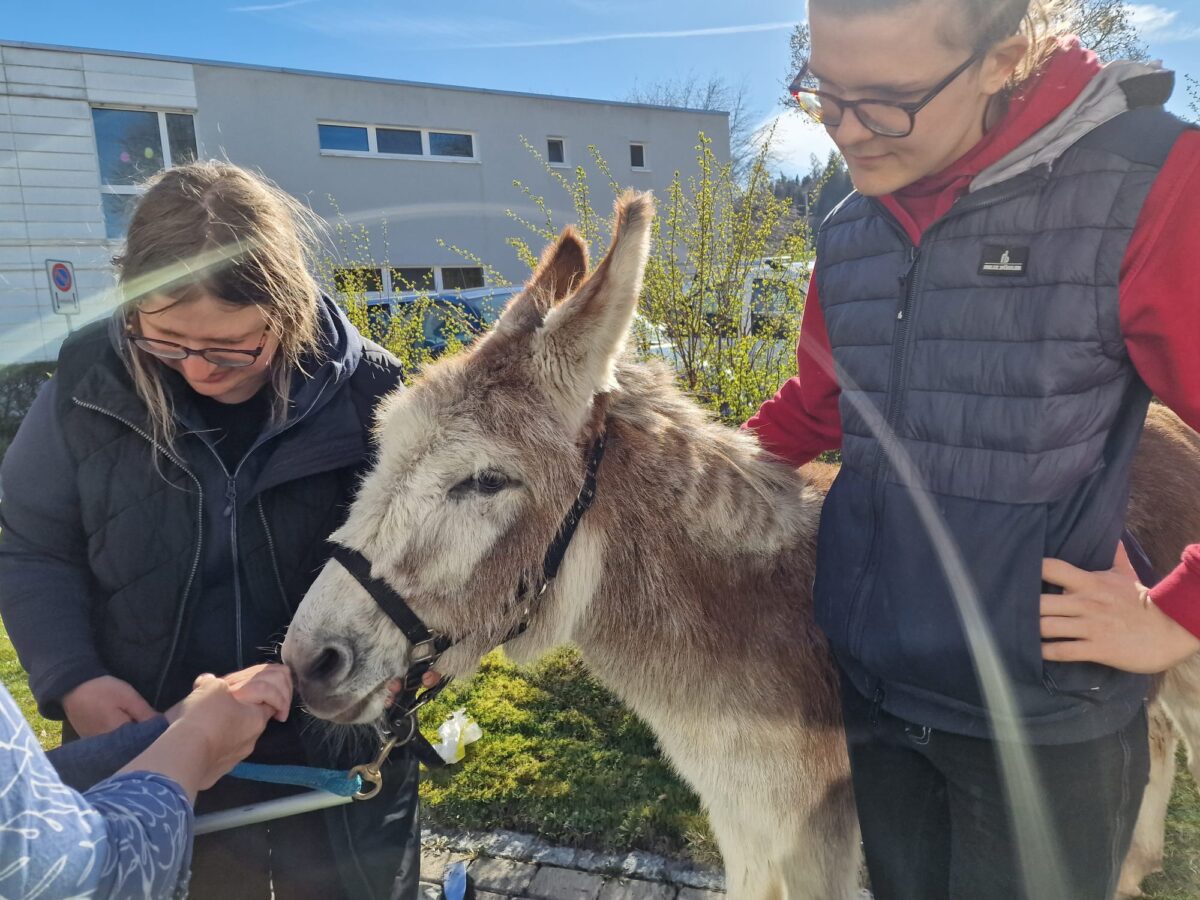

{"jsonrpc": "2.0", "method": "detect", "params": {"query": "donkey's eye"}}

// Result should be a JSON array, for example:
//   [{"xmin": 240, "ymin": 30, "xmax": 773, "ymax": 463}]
[
  {"xmin": 448, "ymin": 470, "xmax": 512, "ymax": 500},
  {"xmin": 476, "ymin": 470, "xmax": 509, "ymax": 494}
]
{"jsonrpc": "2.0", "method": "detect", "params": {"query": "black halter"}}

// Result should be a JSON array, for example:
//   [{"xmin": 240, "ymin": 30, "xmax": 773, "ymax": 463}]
[{"xmin": 327, "ymin": 432, "xmax": 608, "ymax": 768}]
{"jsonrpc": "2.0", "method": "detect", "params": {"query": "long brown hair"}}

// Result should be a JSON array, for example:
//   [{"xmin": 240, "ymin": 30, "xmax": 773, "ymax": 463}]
[
  {"xmin": 114, "ymin": 161, "xmax": 323, "ymax": 450},
  {"xmin": 808, "ymin": 0, "xmax": 1063, "ymax": 87}
]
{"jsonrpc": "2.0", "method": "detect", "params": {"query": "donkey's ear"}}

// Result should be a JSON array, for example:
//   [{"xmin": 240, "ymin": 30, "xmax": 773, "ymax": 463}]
[
  {"xmin": 532, "ymin": 191, "xmax": 654, "ymax": 421},
  {"xmin": 495, "ymin": 227, "xmax": 589, "ymax": 335}
]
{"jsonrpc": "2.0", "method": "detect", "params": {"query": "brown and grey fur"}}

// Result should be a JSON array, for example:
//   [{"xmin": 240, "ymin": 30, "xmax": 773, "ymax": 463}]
[
  {"xmin": 1117, "ymin": 404, "xmax": 1200, "ymax": 898},
  {"xmin": 282, "ymin": 192, "xmax": 1200, "ymax": 899}
]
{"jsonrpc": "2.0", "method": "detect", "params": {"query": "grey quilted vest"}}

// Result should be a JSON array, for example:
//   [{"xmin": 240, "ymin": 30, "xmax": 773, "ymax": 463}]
[{"xmin": 813, "ymin": 64, "xmax": 1191, "ymax": 744}]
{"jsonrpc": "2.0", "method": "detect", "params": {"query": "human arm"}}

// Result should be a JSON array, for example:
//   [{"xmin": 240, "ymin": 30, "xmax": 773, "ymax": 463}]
[
  {"xmin": 1039, "ymin": 130, "xmax": 1200, "ymax": 669},
  {"xmin": 0, "ymin": 378, "xmax": 154, "ymax": 731},
  {"xmin": 744, "ymin": 277, "xmax": 844, "ymax": 467},
  {"xmin": 0, "ymin": 684, "xmax": 192, "ymax": 900},
  {"xmin": 47, "ymin": 715, "xmax": 169, "ymax": 790}
]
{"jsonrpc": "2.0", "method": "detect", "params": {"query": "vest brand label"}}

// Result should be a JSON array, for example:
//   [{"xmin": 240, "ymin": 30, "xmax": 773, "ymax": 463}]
[{"xmin": 979, "ymin": 245, "xmax": 1029, "ymax": 276}]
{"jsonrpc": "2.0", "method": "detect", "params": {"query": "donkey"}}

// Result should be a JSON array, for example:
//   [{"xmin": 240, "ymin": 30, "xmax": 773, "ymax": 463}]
[
  {"xmin": 282, "ymin": 191, "xmax": 1200, "ymax": 900},
  {"xmin": 284, "ymin": 192, "xmax": 861, "ymax": 898}
]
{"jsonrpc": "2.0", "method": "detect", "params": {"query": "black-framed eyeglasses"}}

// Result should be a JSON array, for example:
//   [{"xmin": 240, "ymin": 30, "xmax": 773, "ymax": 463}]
[
  {"xmin": 127, "ymin": 327, "xmax": 269, "ymax": 368},
  {"xmin": 789, "ymin": 50, "xmax": 983, "ymax": 138}
]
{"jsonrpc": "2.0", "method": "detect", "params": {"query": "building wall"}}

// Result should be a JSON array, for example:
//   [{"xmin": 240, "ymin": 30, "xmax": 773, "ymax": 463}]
[
  {"xmin": 0, "ymin": 41, "xmax": 729, "ymax": 364},
  {"xmin": 192, "ymin": 64, "xmax": 728, "ymax": 290},
  {"xmin": 0, "ymin": 43, "xmax": 197, "ymax": 363}
]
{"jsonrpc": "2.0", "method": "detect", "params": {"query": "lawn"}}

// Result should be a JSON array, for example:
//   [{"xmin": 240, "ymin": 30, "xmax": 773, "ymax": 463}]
[{"xmin": 3, "ymin": 629, "xmax": 1197, "ymax": 896}]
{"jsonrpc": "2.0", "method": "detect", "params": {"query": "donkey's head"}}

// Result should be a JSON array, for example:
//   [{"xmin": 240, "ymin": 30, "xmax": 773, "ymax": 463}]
[{"xmin": 283, "ymin": 192, "xmax": 654, "ymax": 723}]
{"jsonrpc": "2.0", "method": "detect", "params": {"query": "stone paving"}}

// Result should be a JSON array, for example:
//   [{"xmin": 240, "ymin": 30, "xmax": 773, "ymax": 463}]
[{"xmin": 417, "ymin": 826, "xmax": 875, "ymax": 900}]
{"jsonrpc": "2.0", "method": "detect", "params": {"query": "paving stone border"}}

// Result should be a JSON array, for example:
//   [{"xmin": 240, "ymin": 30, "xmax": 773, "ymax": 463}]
[
  {"xmin": 418, "ymin": 826, "xmax": 875, "ymax": 900},
  {"xmin": 419, "ymin": 825, "xmax": 725, "ymax": 899}
]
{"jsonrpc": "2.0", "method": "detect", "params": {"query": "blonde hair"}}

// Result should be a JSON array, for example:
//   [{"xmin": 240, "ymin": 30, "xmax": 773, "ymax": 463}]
[
  {"xmin": 809, "ymin": 0, "xmax": 1063, "ymax": 87},
  {"xmin": 114, "ymin": 161, "xmax": 323, "ymax": 450}
]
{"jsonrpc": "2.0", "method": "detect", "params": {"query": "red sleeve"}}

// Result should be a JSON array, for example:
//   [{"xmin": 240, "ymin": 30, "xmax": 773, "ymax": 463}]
[
  {"xmin": 745, "ymin": 277, "xmax": 843, "ymax": 467},
  {"xmin": 1120, "ymin": 129, "xmax": 1200, "ymax": 636},
  {"xmin": 1150, "ymin": 547, "xmax": 1200, "ymax": 638}
]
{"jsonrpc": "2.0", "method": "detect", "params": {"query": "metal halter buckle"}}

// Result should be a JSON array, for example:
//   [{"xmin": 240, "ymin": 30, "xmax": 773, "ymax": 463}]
[{"xmin": 410, "ymin": 637, "xmax": 441, "ymax": 665}]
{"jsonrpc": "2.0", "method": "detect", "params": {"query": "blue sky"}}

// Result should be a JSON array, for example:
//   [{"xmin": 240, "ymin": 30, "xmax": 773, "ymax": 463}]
[{"xmin": 5, "ymin": 1, "xmax": 1200, "ymax": 176}]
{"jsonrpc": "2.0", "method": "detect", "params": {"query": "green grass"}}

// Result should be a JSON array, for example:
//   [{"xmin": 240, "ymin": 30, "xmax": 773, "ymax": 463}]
[
  {"xmin": 0, "ymin": 624, "xmax": 59, "ymax": 748},
  {"xmin": 1140, "ymin": 755, "xmax": 1200, "ymax": 899},
  {"xmin": 417, "ymin": 648, "xmax": 719, "ymax": 864},
  {"xmin": 4, "ymin": 624, "xmax": 1197, "ymax": 895}
]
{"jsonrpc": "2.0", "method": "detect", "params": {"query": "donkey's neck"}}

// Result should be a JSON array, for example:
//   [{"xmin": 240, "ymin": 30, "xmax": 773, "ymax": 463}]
[
  {"xmin": 511, "ymin": 363, "xmax": 832, "ymax": 720},
  {"xmin": 599, "ymin": 362, "xmax": 818, "ymax": 557}
]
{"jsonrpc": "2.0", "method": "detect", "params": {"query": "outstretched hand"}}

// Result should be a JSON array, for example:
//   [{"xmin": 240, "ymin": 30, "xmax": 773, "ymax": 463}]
[{"xmin": 1041, "ymin": 544, "xmax": 1200, "ymax": 674}]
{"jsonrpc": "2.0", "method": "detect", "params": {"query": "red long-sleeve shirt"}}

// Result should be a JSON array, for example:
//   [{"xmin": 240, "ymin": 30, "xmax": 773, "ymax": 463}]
[{"xmin": 747, "ymin": 41, "xmax": 1200, "ymax": 637}]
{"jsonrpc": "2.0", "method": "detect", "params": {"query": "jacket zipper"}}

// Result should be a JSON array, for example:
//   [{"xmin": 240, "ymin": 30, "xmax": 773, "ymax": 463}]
[
  {"xmin": 72, "ymin": 398, "xmax": 204, "ymax": 708},
  {"xmin": 204, "ymin": 382, "xmax": 337, "ymax": 667},
  {"xmin": 843, "ymin": 177, "xmax": 1047, "ymax": 661},
  {"xmin": 224, "ymin": 473, "xmax": 244, "ymax": 667},
  {"xmin": 258, "ymin": 497, "xmax": 292, "ymax": 617}
]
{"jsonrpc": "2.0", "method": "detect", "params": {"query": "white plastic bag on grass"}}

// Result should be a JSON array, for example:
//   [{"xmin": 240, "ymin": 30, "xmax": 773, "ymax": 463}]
[{"xmin": 431, "ymin": 708, "xmax": 483, "ymax": 764}]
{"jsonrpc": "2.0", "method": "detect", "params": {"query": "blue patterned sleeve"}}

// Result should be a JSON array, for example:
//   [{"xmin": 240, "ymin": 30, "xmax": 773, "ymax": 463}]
[{"xmin": 0, "ymin": 688, "xmax": 193, "ymax": 899}]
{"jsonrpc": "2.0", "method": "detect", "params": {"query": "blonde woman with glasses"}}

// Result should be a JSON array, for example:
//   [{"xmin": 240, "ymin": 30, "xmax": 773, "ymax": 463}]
[{"xmin": 0, "ymin": 161, "xmax": 419, "ymax": 900}]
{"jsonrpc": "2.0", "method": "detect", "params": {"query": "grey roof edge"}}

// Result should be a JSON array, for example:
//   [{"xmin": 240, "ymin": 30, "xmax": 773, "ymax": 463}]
[{"xmin": 0, "ymin": 38, "xmax": 730, "ymax": 118}]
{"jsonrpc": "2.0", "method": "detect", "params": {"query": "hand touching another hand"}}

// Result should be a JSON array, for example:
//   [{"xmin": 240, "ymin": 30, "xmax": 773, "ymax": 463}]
[{"xmin": 119, "ymin": 663, "xmax": 293, "ymax": 802}]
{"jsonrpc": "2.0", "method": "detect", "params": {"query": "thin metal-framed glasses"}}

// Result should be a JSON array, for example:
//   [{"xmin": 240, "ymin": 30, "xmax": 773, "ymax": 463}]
[
  {"xmin": 789, "ymin": 50, "xmax": 983, "ymax": 138},
  {"xmin": 127, "ymin": 327, "xmax": 269, "ymax": 368}
]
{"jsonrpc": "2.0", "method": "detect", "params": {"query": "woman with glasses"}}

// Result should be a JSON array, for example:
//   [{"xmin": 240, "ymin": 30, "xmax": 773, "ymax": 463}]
[
  {"xmin": 0, "ymin": 161, "xmax": 420, "ymax": 900},
  {"xmin": 749, "ymin": 1, "xmax": 1200, "ymax": 897}
]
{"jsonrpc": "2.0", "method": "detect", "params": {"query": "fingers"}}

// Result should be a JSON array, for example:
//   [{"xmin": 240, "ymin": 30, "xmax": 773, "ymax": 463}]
[
  {"xmin": 1041, "ymin": 557, "xmax": 1089, "ymax": 592},
  {"xmin": 120, "ymin": 684, "xmax": 158, "ymax": 723},
  {"xmin": 228, "ymin": 665, "xmax": 293, "ymax": 722},
  {"xmin": 1039, "ymin": 593, "xmax": 1090, "ymax": 618},
  {"xmin": 422, "ymin": 670, "xmax": 442, "ymax": 689},
  {"xmin": 1041, "ymin": 638, "xmax": 1095, "ymax": 663},
  {"xmin": 1040, "ymin": 616, "xmax": 1091, "ymax": 640},
  {"xmin": 219, "ymin": 663, "xmax": 270, "ymax": 690}
]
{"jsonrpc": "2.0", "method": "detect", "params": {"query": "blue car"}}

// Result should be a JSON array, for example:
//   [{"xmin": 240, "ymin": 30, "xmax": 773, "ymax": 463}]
[{"xmin": 367, "ymin": 286, "xmax": 520, "ymax": 356}]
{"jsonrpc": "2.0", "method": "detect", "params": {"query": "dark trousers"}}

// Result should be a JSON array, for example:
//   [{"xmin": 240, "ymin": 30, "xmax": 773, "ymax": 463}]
[{"xmin": 840, "ymin": 675, "xmax": 1149, "ymax": 900}]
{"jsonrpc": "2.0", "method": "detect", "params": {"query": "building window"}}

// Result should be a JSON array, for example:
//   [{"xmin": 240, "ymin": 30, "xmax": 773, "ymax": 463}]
[
  {"xmin": 377, "ymin": 128, "xmax": 423, "ymax": 156},
  {"xmin": 318, "ymin": 124, "xmax": 370, "ymax": 152},
  {"xmin": 332, "ymin": 267, "xmax": 384, "ymax": 296},
  {"xmin": 93, "ymin": 107, "xmax": 198, "ymax": 239},
  {"xmin": 442, "ymin": 267, "xmax": 485, "ymax": 290},
  {"xmin": 332, "ymin": 265, "xmax": 483, "ymax": 297},
  {"xmin": 390, "ymin": 267, "xmax": 435, "ymax": 291},
  {"xmin": 318, "ymin": 122, "xmax": 478, "ymax": 161},
  {"xmin": 630, "ymin": 143, "xmax": 647, "ymax": 170},
  {"xmin": 428, "ymin": 132, "xmax": 474, "ymax": 159},
  {"xmin": 547, "ymin": 137, "xmax": 566, "ymax": 166}
]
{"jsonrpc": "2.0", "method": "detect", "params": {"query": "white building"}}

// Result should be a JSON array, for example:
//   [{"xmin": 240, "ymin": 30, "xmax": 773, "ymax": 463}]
[{"xmin": 0, "ymin": 40, "xmax": 730, "ymax": 364}]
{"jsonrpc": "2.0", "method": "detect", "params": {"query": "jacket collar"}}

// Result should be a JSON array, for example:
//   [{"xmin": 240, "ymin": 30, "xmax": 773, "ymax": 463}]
[{"xmin": 972, "ymin": 60, "xmax": 1174, "ymax": 192}]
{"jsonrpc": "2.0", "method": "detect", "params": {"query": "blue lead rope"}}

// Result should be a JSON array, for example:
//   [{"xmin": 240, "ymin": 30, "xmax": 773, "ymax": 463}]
[{"xmin": 230, "ymin": 762, "xmax": 364, "ymax": 797}]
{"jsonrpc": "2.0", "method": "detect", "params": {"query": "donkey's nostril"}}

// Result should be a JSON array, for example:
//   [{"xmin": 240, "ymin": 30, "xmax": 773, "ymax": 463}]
[{"xmin": 307, "ymin": 645, "xmax": 349, "ymax": 683}]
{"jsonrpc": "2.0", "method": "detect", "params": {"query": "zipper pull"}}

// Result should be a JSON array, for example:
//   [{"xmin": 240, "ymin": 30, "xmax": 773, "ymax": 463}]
[
  {"xmin": 897, "ymin": 247, "xmax": 919, "ymax": 320},
  {"xmin": 869, "ymin": 684, "xmax": 886, "ymax": 729},
  {"xmin": 224, "ymin": 478, "xmax": 236, "ymax": 518}
]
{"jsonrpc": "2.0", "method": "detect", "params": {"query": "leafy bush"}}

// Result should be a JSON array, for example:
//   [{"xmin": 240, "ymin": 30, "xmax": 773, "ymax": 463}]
[{"xmin": 0, "ymin": 363, "xmax": 55, "ymax": 466}]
